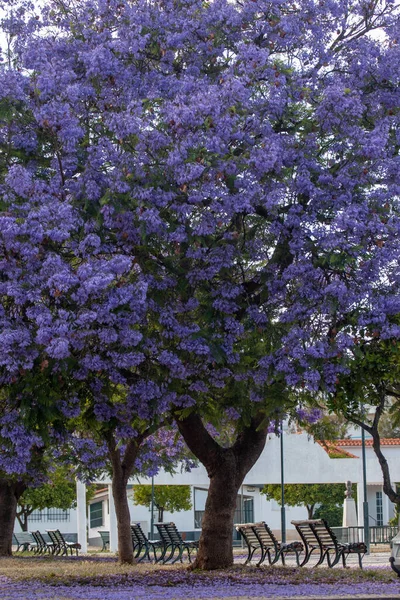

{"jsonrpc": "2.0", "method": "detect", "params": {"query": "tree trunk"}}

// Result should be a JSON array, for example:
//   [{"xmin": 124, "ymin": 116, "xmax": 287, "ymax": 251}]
[
  {"xmin": 175, "ymin": 412, "xmax": 269, "ymax": 570},
  {"xmin": 111, "ymin": 467, "xmax": 134, "ymax": 564},
  {"xmin": 0, "ymin": 479, "xmax": 26, "ymax": 556},
  {"xmin": 16, "ymin": 508, "xmax": 31, "ymax": 532},
  {"xmin": 307, "ymin": 504, "xmax": 315, "ymax": 519},
  {"xmin": 107, "ymin": 434, "xmax": 147, "ymax": 564},
  {"xmin": 20, "ymin": 514, "xmax": 28, "ymax": 532},
  {"xmin": 351, "ymin": 393, "xmax": 400, "ymax": 506},
  {"xmin": 195, "ymin": 450, "xmax": 243, "ymax": 569}
]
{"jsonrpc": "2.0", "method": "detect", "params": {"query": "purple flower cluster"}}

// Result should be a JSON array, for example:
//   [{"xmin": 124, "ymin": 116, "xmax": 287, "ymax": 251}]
[
  {"xmin": 0, "ymin": 0, "xmax": 400, "ymax": 501},
  {"xmin": 0, "ymin": 563, "xmax": 398, "ymax": 599}
]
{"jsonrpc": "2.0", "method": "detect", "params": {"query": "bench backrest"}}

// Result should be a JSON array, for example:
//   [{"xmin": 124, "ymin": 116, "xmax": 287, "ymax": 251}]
[
  {"xmin": 155, "ymin": 523, "xmax": 171, "ymax": 545},
  {"xmin": 131, "ymin": 523, "xmax": 147, "ymax": 544},
  {"xmin": 253, "ymin": 522, "xmax": 280, "ymax": 551},
  {"xmin": 99, "ymin": 531, "xmax": 110, "ymax": 542},
  {"xmin": 47, "ymin": 529, "xmax": 65, "ymax": 547},
  {"xmin": 291, "ymin": 520, "xmax": 321, "ymax": 546},
  {"xmin": 311, "ymin": 519, "xmax": 339, "ymax": 549},
  {"xmin": 32, "ymin": 531, "xmax": 48, "ymax": 546},
  {"xmin": 155, "ymin": 522, "xmax": 185, "ymax": 545},
  {"xmin": 235, "ymin": 523, "xmax": 260, "ymax": 548},
  {"xmin": 14, "ymin": 532, "xmax": 34, "ymax": 544},
  {"xmin": 291, "ymin": 519, "xmax": 338, "ymax": 550},
  {"xmin": 165, "ymin": 522, "xmax": 183, "ymax": 545},
  {"xmin": 46, "ymin": 530, "xmax": 58, "ymax": 545}
]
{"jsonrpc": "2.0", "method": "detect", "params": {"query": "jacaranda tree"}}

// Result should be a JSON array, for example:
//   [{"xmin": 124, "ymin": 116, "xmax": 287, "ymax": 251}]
[{"xmin": 1, "ymin": 0, "xmax": 400, "ymax": 569}]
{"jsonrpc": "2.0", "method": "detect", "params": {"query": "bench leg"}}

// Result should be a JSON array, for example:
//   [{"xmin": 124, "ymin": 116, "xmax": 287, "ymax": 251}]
[
  {"xmin": 155, "ymin": 543, "xmax": 168, "ymax": 563},
  {"xmin": 137, "ymin": 544, "xmax": 150, "ymax": 563},
  {"xmin": 298, "ymin": 546, "xmax": 316, "ymax": 567},
  {"xmin": 267, "ymin": 549, "xmax": 280, "ymax": 566},
  {"xmin": 326, "ymin": 549, "xmax": 340, "ymax": 568},
  {"xmin": 293, "ymin": 548, "xmax": 303, "ymax": 567},
  {"xmin": 171, "ymin": 545, "xmax": 184, "ymax": 564},
  {"xmin": 151, "ymin": 544, "xmax": 162, "ymax": 562},
  {"xmin": 244, "ymin": 544, "xmax": 257, "ymax": 565},
  {"xmin": 255, "ymin": 547, "xmax": 266, "ymax": 567},
  {"xmin": 341, "ymin": 551, "xmax": 347, "ymax": 568},
  {"xmin": 161, "ymin": 544, "xmax": 175, "ymax": 564},
  {"xmin": 314, "ymin": 548, "xmax": 328, "ymax": 567}
]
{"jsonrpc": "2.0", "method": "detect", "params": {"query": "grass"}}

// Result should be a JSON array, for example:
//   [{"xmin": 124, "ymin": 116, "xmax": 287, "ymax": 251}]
[
  {"xmin": 0, "ymin": 552, "xmax": 399, "ymax": 600},
  {"xmin": 0, "ymin": 554, "xmax": 396, "ymax": 586}
]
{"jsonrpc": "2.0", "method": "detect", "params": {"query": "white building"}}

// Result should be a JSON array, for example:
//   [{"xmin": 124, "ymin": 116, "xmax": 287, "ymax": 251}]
[{"xmin": 16, "ymin": 431, "xmax": 400, "ymax": 548}]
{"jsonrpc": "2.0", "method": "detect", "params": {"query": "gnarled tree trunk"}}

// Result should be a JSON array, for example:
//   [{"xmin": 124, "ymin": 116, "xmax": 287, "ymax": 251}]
[
  {"xmin": 110, "ymin": 466, "xmax": 134, "ymax": 564},
  {"xmin": 16, "ymin": 506, "xmax": 33, "ymax": 532},
  {"xmin": 107, "ymin": 434, "xmax": 145, "ymax": 564},
  {"xmin": 176, "ymin": 412, "xmax": 269, "ymax": 570},
  {"xmin": 0, "ymin": 479, "xmax": 26, "ymax": 556},
  {"xmin": 351, "ymin": 391, "xmax": 400, "ymax": 505}
]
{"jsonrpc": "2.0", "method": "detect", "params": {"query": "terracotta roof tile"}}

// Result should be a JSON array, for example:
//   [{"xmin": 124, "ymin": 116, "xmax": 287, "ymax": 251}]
[
  {"xmin": 316, "ymin": 440, "xmax": 359, "ymax": 458},
  {"xmin": 335, "ymin": 438, "xmax": 400, "ymax": 446}
]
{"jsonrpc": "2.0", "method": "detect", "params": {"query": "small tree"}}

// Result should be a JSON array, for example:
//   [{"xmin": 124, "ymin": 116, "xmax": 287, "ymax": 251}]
[
  {"xmin": 261, "ymin": 484, "xmax": 350, "ymax": 520},
  {"xmin": 16, "ymin": 468, "xmax": 77, "ymax": 532},
  {"xmin": 133, "ymin": 485, "xmax": 192, "ymax": 523},
  {"xmin": 314, "ymin": 503, "xmax": 343, "ymax": 527}
]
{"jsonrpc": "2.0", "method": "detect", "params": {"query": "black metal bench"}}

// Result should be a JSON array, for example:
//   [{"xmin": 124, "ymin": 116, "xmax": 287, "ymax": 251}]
[
  {"xmin": 31, "ymin": 530, "xmax": 56, "ymax": 554},
  {"xmin": 155, "ymin": 522, "xmax": 199, "ymax": 564},
  {"xmin": 46, "ymin": 529, "xmax": 81, "ymax": 556},
  {"xmin": 13, "ymin": 532, "xmax": 37, "ymax": 552},
  {"xmin": 291, "ymin": 519, "xmax": 367, "ymax": 568},
  {"xmin": 235, "ymin": 522, "xmax": 304, "ymax": 566},
  {"xmin": 98, "ymin": 530, "xmax": 110, "ymax": 551},
  {"xmin": 130, "ymin": 523, "xmax": 165, "ymax": 562}
]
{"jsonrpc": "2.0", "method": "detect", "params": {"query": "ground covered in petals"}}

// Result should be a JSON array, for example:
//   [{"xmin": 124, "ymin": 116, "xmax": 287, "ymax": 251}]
[{"xmin": 0, "ymin": 556, "xmax": 399, "ymax": 599}]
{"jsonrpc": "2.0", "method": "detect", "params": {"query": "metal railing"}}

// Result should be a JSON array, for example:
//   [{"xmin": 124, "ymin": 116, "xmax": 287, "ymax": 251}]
[
  {"xmin": 27, "ymin": 509, "xmax": 70, "ymax": 523},
  {"xmin": 195, "ymin": 506, "xmax": 254, "ymax": 532},
  {"xmin": 332, "ymin": 525, "xmax": 398, "ymax": 545}
]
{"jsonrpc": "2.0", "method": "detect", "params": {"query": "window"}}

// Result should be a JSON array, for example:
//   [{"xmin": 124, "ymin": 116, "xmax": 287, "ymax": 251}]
[
  {"xmin": 233, "ymin": 496, "xmax": 254, "ymax": 524},
  {"xmin": 243, "ymin": 498, "xmax": 254, "ymax": 523},
  {"xmin": 27, "ymin": 510, "xmax": 42, "ymax": 522},
  {"xmin": 376, "ymin": 491, "xmax": 383, "ymax": 526},
  {"xmin": 46, "ymin": 509, "xmax": 70, "ymax": 522},
  {"xmin": 194, "ymin": 488, "xmax": 208, "ymax": 529},
  {"xmin": 90, "ymin": 501, "xmax": 103, "ymax": 528},
  {"xmin": 27, "ymin": 509, "xmax": 70, "ymax": 522}
]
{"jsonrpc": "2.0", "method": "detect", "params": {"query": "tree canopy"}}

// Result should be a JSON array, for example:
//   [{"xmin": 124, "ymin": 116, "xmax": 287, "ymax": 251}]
[
  {"xmin": 133, "ymin": 484, "xmax": 192, "ymax": 523},
  {"xmin": 1, "ymin": 0, "xmax": 400, "ymax": 567},
  {"xmin": 261, "ymin": 483, "xmax": 352, "ymax": 520}
]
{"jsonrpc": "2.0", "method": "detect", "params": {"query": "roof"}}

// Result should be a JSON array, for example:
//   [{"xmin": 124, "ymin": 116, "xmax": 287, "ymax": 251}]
[
  {"xmin": 335, "ymin": 438, "xmax": 400, "ymax": 447},
  {"xmin": 317, "ymin": 441, "xmax": 359, "ymax": 459}
]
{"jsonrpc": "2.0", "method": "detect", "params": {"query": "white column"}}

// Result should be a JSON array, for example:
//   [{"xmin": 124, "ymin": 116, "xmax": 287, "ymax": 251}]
[
  {"xmin": 108, "ymin": 484, "xmax": 118, "ymax": 552},
  {"xmin": 383, "ymin": 488, "xmax": 391, "ymax": 524},
  {"xmin": 357, "ymin": 482, "xmax": 364, "ymax": 528},
  {"xmin": 76, "ymin": 480, "xmax": 88, "ymax": 553}
]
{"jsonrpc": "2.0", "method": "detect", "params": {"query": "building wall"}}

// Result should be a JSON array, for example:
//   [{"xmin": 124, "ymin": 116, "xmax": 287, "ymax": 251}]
[
  {"xmin": 14, "ymin": 508, "xmax": 78, "ymax": 535},
  {"xmin": 16, "ymin": 432, "xmax": 400, "ymax": 541}
]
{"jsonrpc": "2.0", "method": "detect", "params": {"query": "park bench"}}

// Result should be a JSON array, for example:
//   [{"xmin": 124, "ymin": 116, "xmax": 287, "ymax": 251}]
[
  {"xmin": 291, "ymin": 519, "xmax": 367, "ymax": 568},
  {"xmin": 235, "ymin": 522, "xmax": 304, "ymax": 566},
  {"xmin": 46, "ymin": 529, "xmax": 81, "ymax": 556},
  {"xmin": 31, "ymin": 530, "xmax": 56, "ymax": 554},
  {"xmin": 155, "ymin": 522, "xmax": 199, "ymax": 564},
  {"xmin": 98, "ymin": 530, "xmax": 110, "ymax": 551},
  {"xmin": 13, "ymin": 532, "xmax": 37, "ymax": 552},
  {"xmin": 130, "ymin": 523, "xmax": 165, "ymax": 562}
]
